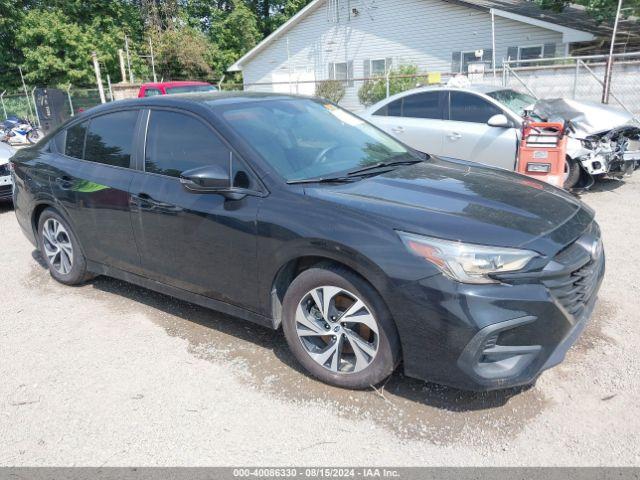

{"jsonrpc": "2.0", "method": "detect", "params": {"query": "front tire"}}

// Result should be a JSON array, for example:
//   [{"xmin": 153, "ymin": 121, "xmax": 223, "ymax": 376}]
[
  {"xmin": 281, "ymin": 266, "xmax": 400, "ymax": 389},
  {"xmin": 563, "ymin": 157, "xmax": 581, "ymax": 189},
  {"xmin": 37, "ymin": 208, "xmax": 91, "ymax": 285}
]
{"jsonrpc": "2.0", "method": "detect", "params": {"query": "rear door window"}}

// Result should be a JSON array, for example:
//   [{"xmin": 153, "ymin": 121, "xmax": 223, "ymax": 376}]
[
  {"xmin": 64, "ymin": 121, "xmax": 88, "ymax": 159},
  {"xmin": 449, "ymin": 92, "xmax": 502, "ymax": 123},
  {"xmin": 144, "ymin": 88, "xmax": 162, "ymax": 97},
  {"xmin": 144, "ymin": 110, "xmax": 230, "ymax": 178},
  {"xmin": 84, "ymin": 110, "xmax": 139, "ymax": 168},
  {"xmin": 401, "ymin": 92, "xmax": 442, "ymax": 119}
]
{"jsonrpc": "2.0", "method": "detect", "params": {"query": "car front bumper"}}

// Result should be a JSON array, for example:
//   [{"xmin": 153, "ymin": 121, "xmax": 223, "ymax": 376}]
[
  {"xmin": 386, "ymin": 232, "xmax": 605, "ymax": 391},
  {"xmin": 0, "ymin": 175, "xmax": 12, "ymax": 200}
]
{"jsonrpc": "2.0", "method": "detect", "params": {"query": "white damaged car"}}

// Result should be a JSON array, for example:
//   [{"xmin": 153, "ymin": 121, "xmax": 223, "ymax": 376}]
[
  {"xmin": 363, "ymin": 86, "xmax": 640, "ymax": 189},
  {"xmin": 0, "ymin": 142, "xmax": 15, "ymax": 202}
]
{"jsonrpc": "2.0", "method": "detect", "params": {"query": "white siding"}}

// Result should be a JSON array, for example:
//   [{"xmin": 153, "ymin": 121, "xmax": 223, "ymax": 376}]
[{"xmin": 241, "ymin": 0, "xmax": 564, "ymax": 110}]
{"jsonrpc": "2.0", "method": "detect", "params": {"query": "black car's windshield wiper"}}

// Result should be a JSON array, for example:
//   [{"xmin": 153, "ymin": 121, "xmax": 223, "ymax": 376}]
[
  {"xmin": 347, "ymin": 157, "xmax": 423, "ymax": 177},
  {"xmin": 287, "ymin": 176, "xmax": 358, "ymax": 185}
]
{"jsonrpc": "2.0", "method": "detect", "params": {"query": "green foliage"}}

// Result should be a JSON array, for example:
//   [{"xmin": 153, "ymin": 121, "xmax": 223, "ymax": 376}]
[
  {"xmin": 536, "ymin": 0, "xmax": 640, "ymax": 22},
  {"xmin": 315, "ymin": 80, "xmax": 346, "ymax": 103},
  {"xmin": 358, "ymin": 65, "xmax": 421, "ymax": 107},
  {"xmin": 152, "ymin": 27, "xmax": 217, "ymax": 80}
]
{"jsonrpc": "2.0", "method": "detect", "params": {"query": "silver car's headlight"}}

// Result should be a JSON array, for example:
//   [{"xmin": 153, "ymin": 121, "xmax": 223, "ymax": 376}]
[{"xmin": 397, "ymin": 231, "xmax": 538, "ymax": 284}]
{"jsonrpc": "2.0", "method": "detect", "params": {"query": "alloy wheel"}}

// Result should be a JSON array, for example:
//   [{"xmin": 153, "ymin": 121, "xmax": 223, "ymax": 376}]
[
  {"xmin": 42, "ymin": 218, "xmax": 74, "ymax": 275},
  {"xmin": 295, "ymin": 286, "xmax": 379, "ymax": 374}
]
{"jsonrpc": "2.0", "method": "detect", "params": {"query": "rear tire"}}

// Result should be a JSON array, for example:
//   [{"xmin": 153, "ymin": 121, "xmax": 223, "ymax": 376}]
[
  {"xmin": 281, "ymin": 266, "xmax": 400, "ymax": 389},
  {"xmin": 563, "ymin": 157, "xmax": 581, "ymax": 189},
  {"xmin": 37, "ymin": 208, "xmax": 91, "ymax": 285},
  {"xmin": 26, "ymin": 129, "xmax": 41, "ymax": 144}
]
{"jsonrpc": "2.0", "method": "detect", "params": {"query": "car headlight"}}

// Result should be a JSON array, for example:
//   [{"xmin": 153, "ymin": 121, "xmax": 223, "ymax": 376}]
[{"xmin": 397, "ymin": 231, "xmax": 538, "ymax": 284}]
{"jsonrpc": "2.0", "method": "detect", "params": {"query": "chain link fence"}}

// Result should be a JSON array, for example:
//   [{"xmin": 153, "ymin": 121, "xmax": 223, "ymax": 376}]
[{"xmin": 502, "ymin": 52, "xmax": 640, "ymax": 118}]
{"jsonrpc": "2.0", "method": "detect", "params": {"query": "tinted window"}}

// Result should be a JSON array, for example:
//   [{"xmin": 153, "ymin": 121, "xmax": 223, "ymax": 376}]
[
  {"xmin": 144, "ymin": 88, "xmax": 162, "ymax": 97},
  {"xmin": 84, "ymin": 111, "xmax": 138, "ymax": 167},
  {"xmin": 374, "ymin": 99, "xmax": 402, "ymax": 117},
  {"xmin": 402, "ymin": 92, "xmax": 441, "ymax": 119},
  {"xmin": 165, "ymin": 85, "xmax": 217, "ymax": 95},
  {"xmin": 449, "ymin": 92, "xmax": 502, "ymax": 123},
  {"xmin": 64, "ymin": 121, "xmax": 88, "ymax": 158},
  {"xmin": 145, "ymin": 110, "xmax": 230, "ymax": 178}
]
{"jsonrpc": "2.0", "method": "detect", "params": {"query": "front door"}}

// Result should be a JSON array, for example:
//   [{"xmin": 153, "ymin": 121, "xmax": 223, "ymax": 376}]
[
  {"xmin": 129, "ymin": 109, "xmax": 261, "ymax": 312},
  {"xmin": 441, "ymin": 91, "xmax": 518, "ymax": 170}
]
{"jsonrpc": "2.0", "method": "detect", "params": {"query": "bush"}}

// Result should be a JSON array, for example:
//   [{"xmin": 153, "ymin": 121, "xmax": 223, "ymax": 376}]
[
  {"xmin": 315, "ymin": 80, "xmax": 346, "ymax": 103},
  {"xmin": 358, "ymin": 65, "xmax": 421, "ymax": 107}
]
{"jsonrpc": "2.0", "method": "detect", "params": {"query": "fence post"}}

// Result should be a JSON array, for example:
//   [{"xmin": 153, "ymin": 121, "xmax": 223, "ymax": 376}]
[
  {"xmin": 30, "ymin": 87, "xmax": 41, "ymax": 127},
  {"xmin": 0, "ymin": 91, "xmax": 6, "ymax": 120},
  {"xmin": 386, "ymin": 70, "xmax": 391, "ymax": 98},
  {"xmin": 19, "ymin": 67, "xmax": 36, "ymax": 121},
  {"xmin": 572, "ymin": 60, "xmax": 580, "ymax": 99},
  {"xmin": 91, "ymin": 52, "xmax": 107, "ymax": 104},
  {"xmin": 66, "ymin": 85, "xmax": 74, "ymax": 117}
]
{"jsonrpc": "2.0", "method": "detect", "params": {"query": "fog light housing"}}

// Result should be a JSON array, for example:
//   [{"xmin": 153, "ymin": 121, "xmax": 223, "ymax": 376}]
[{"xmin": 527, "ymin": 162, "xmax": 551, "ymax": 173}]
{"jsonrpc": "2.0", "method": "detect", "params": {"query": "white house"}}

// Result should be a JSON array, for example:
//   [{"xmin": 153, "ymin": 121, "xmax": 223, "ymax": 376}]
[{"xmin": 227, "ymin": 0, "xmax": 613, "ymax": 110}]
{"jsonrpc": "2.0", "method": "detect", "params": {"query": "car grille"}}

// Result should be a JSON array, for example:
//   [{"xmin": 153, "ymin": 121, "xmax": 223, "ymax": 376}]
[
  {"xmin": 542, "ymin": 226, "xmax": 605, "ymax": 320},
  {"xmin": 0, "ymin": 184, "xmax": 12, "ymax": 196}
]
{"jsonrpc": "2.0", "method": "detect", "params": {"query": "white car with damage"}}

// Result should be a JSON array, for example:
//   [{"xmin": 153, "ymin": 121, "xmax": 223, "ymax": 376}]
[
  {"xmin": 363, "ymin": 85, "xmax": 640, "ymax": 189},
  {"xmin": 0, "ymin": 142, "xmax": 15, "ymax": 202}
]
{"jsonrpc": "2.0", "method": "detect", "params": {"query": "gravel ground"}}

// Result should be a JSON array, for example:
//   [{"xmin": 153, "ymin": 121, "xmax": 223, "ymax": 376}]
[{"xmin": 0, "ymin": 177, "xmax": 639, "ymax": 467}]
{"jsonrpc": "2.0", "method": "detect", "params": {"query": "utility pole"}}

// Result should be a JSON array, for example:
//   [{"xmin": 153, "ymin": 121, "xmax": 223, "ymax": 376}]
[
  {"xmin": 118, "ymin": 49, "xmax": 127, "ymax": 83},
  {"xmin": 149, "ymin": 37, "xmax": 158, "ymax": 83},
  {"xmin": 125, "ymin": 35, "xmax": 134, "ymax": 84},
  {"xmin": 602, "ymin": 0, "xmax": 623, "ymax": 104},
  {"xmin": 92, "ymin": 52, "xmax": 107, "ymax": 104},
  {"xmin": 18, "ymin": 67, "xmax": 35, "ymax": 120},
  {"xmin": 491, "ymin": 8, "xmax": 497, "ymax": 82}
]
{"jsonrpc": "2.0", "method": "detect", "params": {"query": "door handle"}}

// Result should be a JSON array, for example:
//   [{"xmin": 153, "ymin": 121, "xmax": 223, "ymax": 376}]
[
  {"xmin": 447, "ymin": 132, "xmax": 462, "ymax": 140},
  {"xmin": 55, "ymin": 176, "xmax": 73, "ymax": 190},
  {"xmin": 391, "ymin": 126, "xmax": 405, "ymax": 134},
  {"xmin": 132, "ymin": 192, "xmax": 180, "ymax": 213}
]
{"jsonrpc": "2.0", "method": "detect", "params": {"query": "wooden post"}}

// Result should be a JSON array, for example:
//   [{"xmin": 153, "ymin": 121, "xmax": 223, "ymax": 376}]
[
  {"xmin": 118, "ymin": 49, "xmax": 127, "ymax": 83},
  {"xmin": 92, "ymin": 52, "xmax": 106, "ymax": 104}
]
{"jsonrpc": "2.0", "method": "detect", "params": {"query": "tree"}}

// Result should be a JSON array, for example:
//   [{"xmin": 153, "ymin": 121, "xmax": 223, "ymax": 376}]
[
  {"xmin": 536, "ymin": 0, "xmax": 640, "ymax": 22},
  {"xmin": 152, "ymin": 27, "xmax": 218, "ymax": 80}
]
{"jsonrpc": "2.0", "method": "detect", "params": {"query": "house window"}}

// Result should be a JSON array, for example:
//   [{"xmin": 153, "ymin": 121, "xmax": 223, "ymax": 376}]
[
  {"xmin": 332, "ymin": 62, "xmax": 348, "ymax": 81},
  {"xmin": 328, "ymin": 61, "xmax": 354, "ymax": 86},
  {"xmin": 518, "ymin": 45, "xmax": 543, "ymax": 61},
  {"xmin": 451, "ymin": 50, "xmax": 493, "ymax": 74},
  {"xmin": 371, "ymin": 59, "xmax": 387, "ymax": 76}
]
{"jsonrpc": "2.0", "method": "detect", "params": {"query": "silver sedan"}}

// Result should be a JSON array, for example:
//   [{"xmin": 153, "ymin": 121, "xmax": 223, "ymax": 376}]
[{"xmin": 362, "ymin": 85, "xmax": 640, "ymax": 189}]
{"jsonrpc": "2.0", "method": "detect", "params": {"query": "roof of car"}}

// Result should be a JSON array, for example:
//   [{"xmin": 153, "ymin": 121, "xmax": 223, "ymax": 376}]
[
  {"xmin": 69, "ymin": 92, "xmax": 308, "ymax": 118},
  {"xmin": 141, "ymin": 81, "xmax": 213, "ymax": 88}
]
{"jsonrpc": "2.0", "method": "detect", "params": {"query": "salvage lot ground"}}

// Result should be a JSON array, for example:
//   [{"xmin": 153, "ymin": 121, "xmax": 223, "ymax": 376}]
[{"xmin": 0, "ymin": 177, "xmax": 639, "ymax": 466}]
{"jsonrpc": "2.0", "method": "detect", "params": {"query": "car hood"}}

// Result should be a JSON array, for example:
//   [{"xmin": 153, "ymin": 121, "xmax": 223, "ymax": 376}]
[
  {"xmin": 533, "ymin": 98, "xmax": 636, "ymax": 137},
  {"xmin": 305, "ymin": 158, "xmax": 593, "ymax": 254}
]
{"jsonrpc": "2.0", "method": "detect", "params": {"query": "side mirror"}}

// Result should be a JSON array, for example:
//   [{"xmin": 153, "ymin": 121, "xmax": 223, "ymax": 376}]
[
  {"xmin": 487, "ymin": 114, "xmax": 511, "ymax": 128},
  {"xmin": 180, "ymin": 164, "xmax": 230, "ymax": 193}
]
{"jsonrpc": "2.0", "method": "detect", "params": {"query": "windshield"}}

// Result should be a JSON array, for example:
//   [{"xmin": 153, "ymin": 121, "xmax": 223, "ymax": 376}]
[
  {"xmin": 487, "ymin": 89, "xmax": 536, "ymax": 117},
  {"xmin": 166, "ymin": 85, "xmax": 217, "ymax": 94},
  {"xmin": 216, "ymin": 99, "xmax": 414, "ymax": 181}
]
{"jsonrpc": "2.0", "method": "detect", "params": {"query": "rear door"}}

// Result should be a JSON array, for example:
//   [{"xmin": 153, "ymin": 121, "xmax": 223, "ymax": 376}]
[
  {"xmin": 441, "ymin": 91, "xmax": 518, "ymax": 170},
  {"xmin": 368, "ymin": 91, "xmax": 446, "ymax": 155},
  {"xmin": 49, "ymin": 109, "xmax": 143, "ymax": 273},
  {"xmin": 129, "ymin": 108, "xmax": 262, "ymax": 312}
]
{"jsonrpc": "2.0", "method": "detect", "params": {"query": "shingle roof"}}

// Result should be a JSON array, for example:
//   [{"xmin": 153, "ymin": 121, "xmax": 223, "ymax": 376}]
[{"xmin": 447, "ymin": 0, "xmax": 640, "ymax": 39}]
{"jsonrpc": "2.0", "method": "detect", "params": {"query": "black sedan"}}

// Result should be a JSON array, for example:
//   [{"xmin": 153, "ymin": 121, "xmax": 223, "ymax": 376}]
[{"xmin": 10, "ymin": 93, "xmax": 604, "ymax": 390}]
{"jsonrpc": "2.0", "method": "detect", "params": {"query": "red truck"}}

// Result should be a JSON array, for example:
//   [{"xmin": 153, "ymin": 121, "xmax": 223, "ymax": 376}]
[{"xmin": 138, "ymin": 81, "xmax": 217, "ymax": 98}]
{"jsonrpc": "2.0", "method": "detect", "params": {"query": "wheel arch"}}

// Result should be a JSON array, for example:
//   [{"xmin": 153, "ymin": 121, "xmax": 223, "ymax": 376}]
[{"xmin": 268, "ymin": 247, "xmax": 391, "ymax": 330}]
